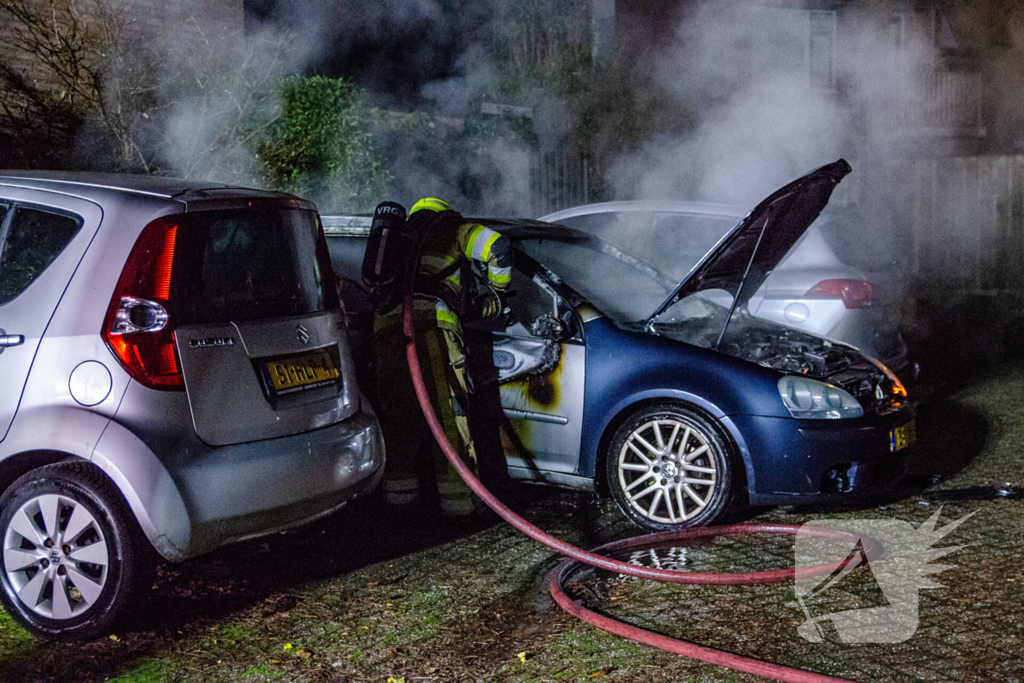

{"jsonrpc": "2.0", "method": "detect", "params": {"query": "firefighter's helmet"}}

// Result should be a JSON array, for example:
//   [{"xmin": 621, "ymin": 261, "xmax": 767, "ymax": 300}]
[{"xmin": 409, "ymin": 197, "xmax": 453, "ymax": 215}]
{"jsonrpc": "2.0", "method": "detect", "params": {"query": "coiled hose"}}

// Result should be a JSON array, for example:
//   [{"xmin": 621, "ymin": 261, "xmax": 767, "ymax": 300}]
[{"xmin": 400, "ymin": 224, "xmax": 860, "ymax": 683}]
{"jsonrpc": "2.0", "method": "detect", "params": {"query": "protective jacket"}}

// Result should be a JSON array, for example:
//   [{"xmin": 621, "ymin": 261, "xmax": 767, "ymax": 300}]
[{"xmin": 374, "ymin": 198, "xmax": 512, "ymax": 517}]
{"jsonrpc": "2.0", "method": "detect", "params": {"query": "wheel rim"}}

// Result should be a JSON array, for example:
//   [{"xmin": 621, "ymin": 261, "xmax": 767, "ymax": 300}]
[
  {"xmin": 3, "ymin": 493, "xmax": 109, "ymax": 620},
  {"xmin": 617, "ymin": 418, "xmax": 718, "ymax": 524}
]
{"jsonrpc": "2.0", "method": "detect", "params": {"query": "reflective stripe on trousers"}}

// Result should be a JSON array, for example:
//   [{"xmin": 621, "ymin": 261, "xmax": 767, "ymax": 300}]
[{"xmin": 383, "ymin": 477, "xmax": 421, "ymax": 505}]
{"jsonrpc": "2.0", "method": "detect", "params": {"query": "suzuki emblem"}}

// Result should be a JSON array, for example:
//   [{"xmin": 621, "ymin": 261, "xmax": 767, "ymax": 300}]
[{"xmin": 296, "ymin": 324, "xmax": 309, "ymax": 345}]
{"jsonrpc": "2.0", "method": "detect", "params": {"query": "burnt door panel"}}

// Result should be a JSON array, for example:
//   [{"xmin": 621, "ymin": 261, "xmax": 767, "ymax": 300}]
[{"xmin": 494, "ymin": 270, "xmax": 584, "ymax": 475}]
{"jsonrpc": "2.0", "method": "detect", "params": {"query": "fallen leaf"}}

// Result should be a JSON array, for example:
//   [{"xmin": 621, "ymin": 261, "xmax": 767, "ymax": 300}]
[
  {"xmin": 386, "ymin": 677, "xmax": 405, "ymax": 683},
  {"xmin": 589, "ymin": 666, "xmax": 615, "ymax": 677},
  {"xmin": 283, "ymin": 643, "xmax": 293, "ymax": 650},
  {"xmin": 270, "ymin": 659, "xmax": 281, "ymax": 664},
  {"xmin": 342, "ymin": 631, "xmax": 349, "ymax": 636},
  {"xmin": 108, "ymin": 635, "xmax": 120, "ymax": 642},
  {"xmin": 295, "ymin": 649, "xmax": 311, "ymax": 659},
  {"xmin": 368, "ymin": 581, "xmax": 379, "ymax": 587},
  {"xmin": 517, "ymin": 651, "xmax": 529, "ymax": 663},
  {"xmin": 425, "ymin": 666, "xmax": 437, "ymax": 674}
]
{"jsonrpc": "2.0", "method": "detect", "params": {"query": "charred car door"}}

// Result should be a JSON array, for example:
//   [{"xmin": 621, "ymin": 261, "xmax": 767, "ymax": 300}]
[{"xmin": 493, "ymin": 261, "xmax": 585, "ymax": 481}]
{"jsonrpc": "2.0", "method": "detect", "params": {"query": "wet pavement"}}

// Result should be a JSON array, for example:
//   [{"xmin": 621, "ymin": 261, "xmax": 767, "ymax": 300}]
[{"xmin": 1, "ymin": 363, "xmax": 1023, "ymax": 682}]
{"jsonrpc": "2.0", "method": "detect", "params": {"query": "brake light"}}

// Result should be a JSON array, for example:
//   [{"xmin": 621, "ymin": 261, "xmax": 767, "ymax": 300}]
[
  {"xmin": 805, "ymin": 279, "xmax": 873, "ymax": 309},
  {"xmin": 101, "ymin": 216, "xmax": 184, "ymax": 390}
]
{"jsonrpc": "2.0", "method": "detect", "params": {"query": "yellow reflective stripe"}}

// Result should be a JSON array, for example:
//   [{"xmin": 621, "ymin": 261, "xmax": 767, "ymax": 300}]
[
  {"xmin": 439, "ymin": 498, "xmax": 476, "ymax": 515},
  {"xmin": 490, "ymin": 268, "xmax": 512, "ymax": 285},
  {"xmin": 436, "ymin": 310, "xmax": 459, "ymax": 327},
  {"xmin": 480, "ymin": 230, "xmax": 501, "ymax": 261},
  {"xmin": 464, "ymin": 225, "xmax": 487, "ymax": 260},
  {"xmin": 410, "ymin": 197, "xmax": 452, "ymax": 214},
  {"xmin": 435, "ymin": 302, "xmax": 459, "ymax": 328}
]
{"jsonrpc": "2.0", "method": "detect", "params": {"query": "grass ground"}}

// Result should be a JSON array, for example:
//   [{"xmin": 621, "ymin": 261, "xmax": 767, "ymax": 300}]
[{"xmin": 1, "ymin": 362, "xmax": 1022, "ymax": 682}]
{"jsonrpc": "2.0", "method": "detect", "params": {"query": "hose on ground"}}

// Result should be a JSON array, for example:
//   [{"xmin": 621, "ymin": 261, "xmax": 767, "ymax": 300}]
[{"xmin": 400, "ymin": 222, "xmax": 860, "ymax": 683}]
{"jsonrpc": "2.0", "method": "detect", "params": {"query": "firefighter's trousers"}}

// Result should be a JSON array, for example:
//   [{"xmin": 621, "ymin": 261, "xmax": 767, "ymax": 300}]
[{"xmin": 375, "ymin": 303, "xmax": 478, "ymax": 518}]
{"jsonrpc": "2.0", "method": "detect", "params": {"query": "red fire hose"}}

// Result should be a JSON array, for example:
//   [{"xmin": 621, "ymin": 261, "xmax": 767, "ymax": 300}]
[{"xmin": 400, "ymin": 227, "xmax": 861, "ymax": 682}]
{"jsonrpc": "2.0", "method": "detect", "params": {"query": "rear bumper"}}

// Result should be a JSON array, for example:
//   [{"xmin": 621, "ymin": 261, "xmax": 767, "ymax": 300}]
[
  {"xmin": 733, "ymin": 409, "xmax": 914, "ymax": 506},
  {"xmin": 179, "ymin": 408, "xmax": 384, "ymax": 558},
  {"xmin": 95, "ymin": 403, "xmax": 384, "ymax": 561}
]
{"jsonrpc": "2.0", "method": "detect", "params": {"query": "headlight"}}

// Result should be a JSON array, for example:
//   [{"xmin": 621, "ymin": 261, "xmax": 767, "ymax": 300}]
[{"xmin": 777, "ymin": 376, "xmax": 863, "ymax": 419}]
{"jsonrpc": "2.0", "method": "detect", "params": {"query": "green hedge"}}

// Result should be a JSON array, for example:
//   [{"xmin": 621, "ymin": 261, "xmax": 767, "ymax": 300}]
[{"xmin": 258, "ymin": 76, "xmax": 391, "ymax": 213}]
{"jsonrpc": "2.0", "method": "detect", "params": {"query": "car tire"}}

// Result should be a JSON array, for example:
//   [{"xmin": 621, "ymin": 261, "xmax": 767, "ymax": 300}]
[
  {"xmin": 0, "ymin": 461, "xmax": 148, "ymax": 640},
  {"xmin": 605, "ymin": 403, "xmax": 739, "ymax": 531}
]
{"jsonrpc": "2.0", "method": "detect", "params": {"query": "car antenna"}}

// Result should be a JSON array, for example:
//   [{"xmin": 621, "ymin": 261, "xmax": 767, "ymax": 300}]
[{"xmin": 713, "ymin": 208, "xmax": 773, "ymax": 351}]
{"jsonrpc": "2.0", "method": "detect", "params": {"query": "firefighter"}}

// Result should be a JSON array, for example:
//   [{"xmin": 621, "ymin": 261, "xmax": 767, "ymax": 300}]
[{"xmin": 374, "ymin": 197, "xmax": 512, "ymax": 519}]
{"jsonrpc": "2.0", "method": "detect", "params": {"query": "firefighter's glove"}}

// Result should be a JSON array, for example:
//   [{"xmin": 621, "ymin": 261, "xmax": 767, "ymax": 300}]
[
  {"xmin": 477, "ymin": 293, "xmax": 501, "ymax": 320},
  {"xmin": 471, "ymin": 290, "xmax": 516, "ymax": 329}
]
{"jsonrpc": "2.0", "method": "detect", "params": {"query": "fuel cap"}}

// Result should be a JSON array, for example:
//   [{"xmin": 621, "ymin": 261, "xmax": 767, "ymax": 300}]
[{"xmin": 69, "ymin": 361, "xmax": 112, "ymax": 407}]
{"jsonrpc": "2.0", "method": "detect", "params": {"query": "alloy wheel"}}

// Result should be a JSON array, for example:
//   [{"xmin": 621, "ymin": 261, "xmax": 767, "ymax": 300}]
[
  {"xmin": 616, "ymin": 418, "xmax": 718, "ymax": 524},
  {"xmin": 3, "ymin": 493, "xmax": 110, "ymax": 620}
]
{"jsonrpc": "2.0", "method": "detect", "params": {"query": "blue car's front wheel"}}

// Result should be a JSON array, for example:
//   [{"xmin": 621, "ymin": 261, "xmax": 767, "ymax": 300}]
[{"xmin": 605, "ymin": 403, "xmax": 739, "ymax": 530}]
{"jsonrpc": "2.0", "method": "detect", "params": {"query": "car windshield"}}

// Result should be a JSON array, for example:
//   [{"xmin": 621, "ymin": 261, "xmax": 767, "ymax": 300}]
[
  {"xmin": 517, "ymin": 238, "xmax": 672, "ymax": 323},
  {"xmin": 552, "ymin": 211, "xmax": 739, "ymax": 282}
]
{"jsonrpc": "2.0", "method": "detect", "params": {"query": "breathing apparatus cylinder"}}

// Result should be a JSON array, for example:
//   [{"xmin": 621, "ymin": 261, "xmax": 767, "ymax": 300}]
[{"xmin": 361, "ymin": 201, "xmax": 410, "ymax": 311}]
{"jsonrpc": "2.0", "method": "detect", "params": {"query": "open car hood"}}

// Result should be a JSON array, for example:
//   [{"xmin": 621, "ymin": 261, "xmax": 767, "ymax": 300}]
[{"xmin": 645, "ymin": 159, "xmax": 852, "ymax": 328}]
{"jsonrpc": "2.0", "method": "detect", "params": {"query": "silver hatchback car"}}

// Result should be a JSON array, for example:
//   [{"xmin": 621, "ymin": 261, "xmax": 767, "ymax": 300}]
[{"xmin": 0, "ymin": 172, "xmax": 384, "ymax": 639}]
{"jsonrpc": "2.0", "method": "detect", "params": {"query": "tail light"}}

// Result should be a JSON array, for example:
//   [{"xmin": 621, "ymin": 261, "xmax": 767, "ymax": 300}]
[
  {"xmin": 101, "ymin": 215, "xmax": 184, "ymax": 390},
  {"xmin": 805, "ymin": 279, "xmax": 873, "ymax": 309}
]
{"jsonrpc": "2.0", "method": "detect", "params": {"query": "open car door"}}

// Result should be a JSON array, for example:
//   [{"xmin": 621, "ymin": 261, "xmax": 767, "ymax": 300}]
[{"xmin": 491, "ymin": 261, "xmax": 587, "ymax": 485}]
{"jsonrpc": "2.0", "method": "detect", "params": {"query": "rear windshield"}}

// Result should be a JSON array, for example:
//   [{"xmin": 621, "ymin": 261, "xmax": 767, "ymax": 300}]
[
  {"xmin": 172, "ymin": 207, "xmax": 338, "ymax": 325},
  {"xmin": 815, "ymin": 210, "xmax": 898, "ymax": 272}
]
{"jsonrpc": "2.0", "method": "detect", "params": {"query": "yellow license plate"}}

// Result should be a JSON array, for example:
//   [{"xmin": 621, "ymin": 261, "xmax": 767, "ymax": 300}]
[
  {"xmin": 265, "ymin": 351, "xmax": 340, "ymax": 394},
  {"xmin": 890, "ymin": 419, "xmax": 917, "ymax": 452}
]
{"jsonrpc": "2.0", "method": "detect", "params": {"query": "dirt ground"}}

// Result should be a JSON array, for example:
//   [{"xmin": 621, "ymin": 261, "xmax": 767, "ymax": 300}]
[{"xmin": 1, "ymin": 359, "xmax": 1023, "ymax": 682}]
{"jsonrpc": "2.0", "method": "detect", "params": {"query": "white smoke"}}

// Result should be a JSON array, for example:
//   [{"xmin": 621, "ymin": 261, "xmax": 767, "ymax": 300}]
[{"xmin": 610, "ymin": 1, "xmax": 939, "ymax": 207}]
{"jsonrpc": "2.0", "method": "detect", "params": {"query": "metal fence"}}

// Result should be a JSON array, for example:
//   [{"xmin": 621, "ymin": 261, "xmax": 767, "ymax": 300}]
[
  {"xmin": 531, "ymin": 143, "xmax": 601, "ymax": 216},
  {"xmin": 917, "ymin": 70, "xmax": 985, "ymax": 136}
]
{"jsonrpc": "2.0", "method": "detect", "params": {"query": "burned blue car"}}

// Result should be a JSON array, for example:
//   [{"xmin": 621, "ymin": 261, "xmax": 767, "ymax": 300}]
[{"xmin": 327, "ymin": 160, "xmax": 915, "ymax": 530}]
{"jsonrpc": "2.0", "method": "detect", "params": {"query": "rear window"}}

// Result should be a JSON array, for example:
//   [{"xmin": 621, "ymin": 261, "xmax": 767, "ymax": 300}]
[
  {"xmin": 172, "ymin": 208, "xmax": 338, "ymax": 325},
  {"xmin": 645, "ymin": 213, "xmax": 737, "ymax": 281},
  {"xmin": 815, "ymin": 211, "xmax": 898, "ymax": 272}
]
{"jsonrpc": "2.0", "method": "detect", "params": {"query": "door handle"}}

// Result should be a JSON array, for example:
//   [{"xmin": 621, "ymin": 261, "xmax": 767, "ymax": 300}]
[{"xmin": 0, "ymin": 331, "xmax": 25, "ymax": 347}]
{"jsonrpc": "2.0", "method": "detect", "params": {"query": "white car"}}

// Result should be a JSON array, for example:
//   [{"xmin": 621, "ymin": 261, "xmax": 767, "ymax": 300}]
[{"xmin": 540, "ymin": 201, "xmax": 912, "ymax": 378}]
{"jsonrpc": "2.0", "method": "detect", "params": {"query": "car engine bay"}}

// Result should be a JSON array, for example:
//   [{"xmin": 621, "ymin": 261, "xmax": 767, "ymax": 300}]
[{"xmin": 653, "ymin": 312, "xmax": 905, "ymax": 416}]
